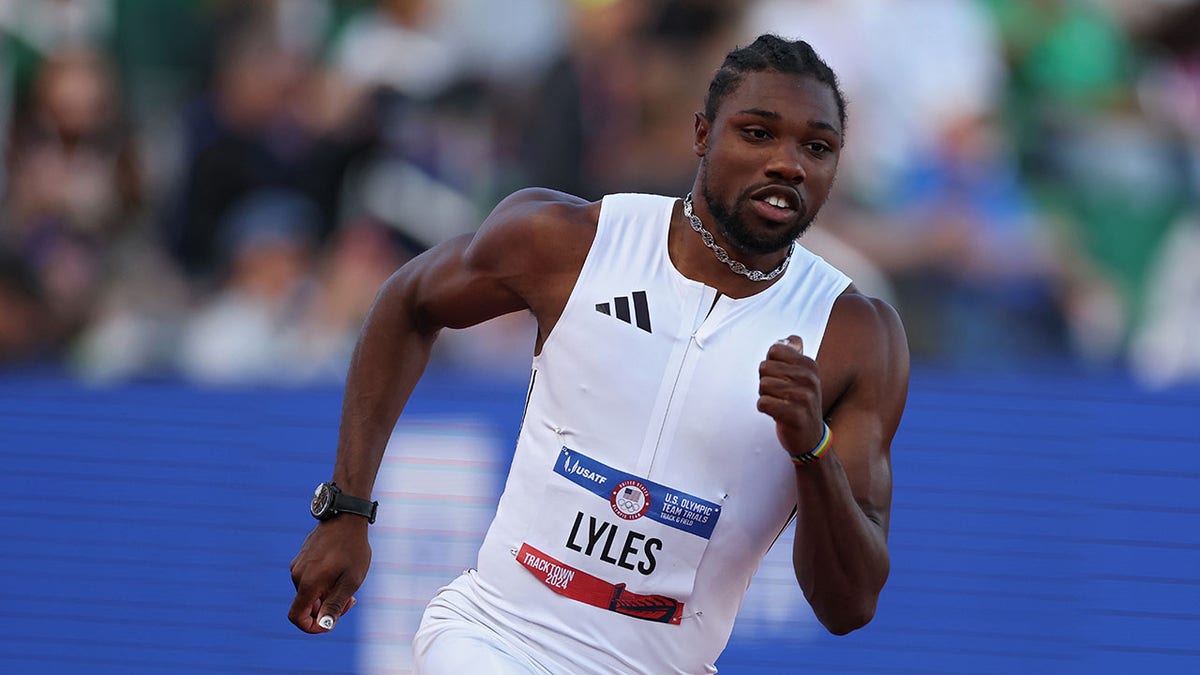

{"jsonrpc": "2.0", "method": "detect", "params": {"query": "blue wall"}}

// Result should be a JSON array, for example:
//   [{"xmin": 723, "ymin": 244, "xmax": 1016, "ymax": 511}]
[{"xmin": 1, "ymin": 367, "xmax": 1197, "ymax": 674}]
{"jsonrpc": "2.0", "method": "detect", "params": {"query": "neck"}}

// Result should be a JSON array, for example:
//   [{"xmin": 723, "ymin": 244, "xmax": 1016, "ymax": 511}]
[
  {"xmin": 668, "ymin": 196, "xmax": 793, "ymax": 299},
  {"xmin": 683, "ymin": 192, "xmax": 793, "ymax": 279}
]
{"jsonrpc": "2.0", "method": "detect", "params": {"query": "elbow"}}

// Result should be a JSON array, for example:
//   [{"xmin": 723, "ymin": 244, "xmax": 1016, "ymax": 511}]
[
  {"xmin": 813, "ymin": 593, "xmax": 879, "ymax": 635},
  {"xmin": 823, "ymin": 599, "xmax": 878, "ymax": 636},
  {"xmin": 799, "ymin": 542, "xmax": 891, "ymax": 635},
  {"xmin": 808, "ymin": 564, "xmax": 888, "ymax": 635}
]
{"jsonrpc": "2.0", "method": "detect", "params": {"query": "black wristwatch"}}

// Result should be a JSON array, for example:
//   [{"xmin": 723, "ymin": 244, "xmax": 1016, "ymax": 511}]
[{"xmin": 310, "ymin": 481, "xmax": 378, "ymax": 524}]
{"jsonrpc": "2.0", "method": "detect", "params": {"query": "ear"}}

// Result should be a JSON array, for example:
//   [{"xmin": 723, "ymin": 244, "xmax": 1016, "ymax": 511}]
[{"xmin": 693, "ymin": 111, "xmax": 710, "ymax": 157}]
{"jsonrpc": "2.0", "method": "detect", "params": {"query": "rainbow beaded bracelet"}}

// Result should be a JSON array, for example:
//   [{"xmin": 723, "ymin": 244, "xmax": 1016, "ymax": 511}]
[{"xmin": 790, "ymin": 422, "xmax": 832, "ymax": 465}]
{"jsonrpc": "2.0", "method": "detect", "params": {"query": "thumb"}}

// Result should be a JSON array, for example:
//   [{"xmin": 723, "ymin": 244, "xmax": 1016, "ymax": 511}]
[
  {"xmin": 317, "ymin": 581, "xmax": 359, "ymax": 631},
  {"xmin": 778, "ymin": 335, "xmax": 804, "ymax": 355}
]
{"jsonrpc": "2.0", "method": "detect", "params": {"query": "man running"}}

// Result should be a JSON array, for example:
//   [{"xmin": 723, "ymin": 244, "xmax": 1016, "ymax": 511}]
[{"xmin": 290, "ymin": 34, "xmax": 909, "ymax": 674}]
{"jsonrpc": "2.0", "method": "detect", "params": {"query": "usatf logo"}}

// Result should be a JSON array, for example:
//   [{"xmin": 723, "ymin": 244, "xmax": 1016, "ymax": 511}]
[
  {"xmin": 610, "ymin": 480, "xmax": 651, "ymax": 520},
  {"xmin": 563, "ymin": 453, "xmax": 608, "ymax": 485},
  {"xmin": 595, "ymin": 291, "xmax": 652, "ymax": 333}
]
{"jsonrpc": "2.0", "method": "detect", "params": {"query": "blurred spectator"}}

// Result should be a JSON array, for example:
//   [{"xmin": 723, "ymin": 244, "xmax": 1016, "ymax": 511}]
[
  {"xmin": 168, "ymin": 14, "xmax": 306, "ymax": 279},
  {"xmin": 326, "ymin": 0, "xmax": 502, "ymax": 252},
  {"xmin": 620, "ymin": 0, "xmax": 749, "ymax": 197},
  {"xmin": 5, "ymin": 47, "xmax": 140, "ymax": 234},
  {"xmin": 0, "ymin": 245, "xmax": 47, "ymax": 364},
  {"xmin": 742, "ymin": 0, "xmax": 1006, "ymax": 200},
  {"xmin": 835, "ymin": 112, "xmax": 1073, "ymax": 364},
  {"xmin": 740, "ymin": 0, "xmax": 1074, "ymax": 365},
  {"xmin": 72, "ymin": 235, "xmax": 191, "ymax": 381},
  {"xmin": 176, "ymin": 188, "xmax": 410, "ymax": 385},
  {"xmin": 1127, "ymin": 1, "xmax": 1200, "ymax": 387},
  {"xmin": 984, "ymin": 0, "xmax": 1190, "ymax": 361},
  {"xmin": 431, "ymin": 0, "xmax": 565, "ymax": 83},
  {"xmin": 177, "ymin": 189, "xmax": 323, "ymax": 384},
  {"xmin": 1131, "ymin": 214, "xmax": 1200, "ymax": 388},
  {"xmin": 169, "ymin": 8, "xmax": 377, "ymax": 280},
  {"xmin": 1, "ymin": 45, "xmax": 141, "ymax": 350},
  {"xmin": 516, "ymin": 0, "xmax": 651, "ymax": 199},
  {"xmin": 330, "ymin": 0, "xmax": 461, "ymax": 102},
  {"xmin": 0, "ymin": 0, "xmax": 1194, "ymax": 384},
  {"xmin": 306, "ymin": 218, "xmax": 407, "ymax": 360}
]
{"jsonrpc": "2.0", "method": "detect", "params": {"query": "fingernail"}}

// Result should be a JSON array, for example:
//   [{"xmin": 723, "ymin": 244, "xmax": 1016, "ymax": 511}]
[{"xmin": 318, "ymin": 615, "xmax": 335, "ymax": 630}]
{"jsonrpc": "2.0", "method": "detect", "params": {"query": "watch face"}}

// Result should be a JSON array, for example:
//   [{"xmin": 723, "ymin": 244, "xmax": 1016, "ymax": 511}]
[{"xmin": 311, "ymin": 483, "xmax": 334, "ymax": 518}]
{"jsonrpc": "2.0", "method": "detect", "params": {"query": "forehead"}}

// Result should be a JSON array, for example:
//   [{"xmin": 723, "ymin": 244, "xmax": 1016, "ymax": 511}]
[{"xmin": 715, "ymin": 70, "xmax": 840, "ymax": 131}]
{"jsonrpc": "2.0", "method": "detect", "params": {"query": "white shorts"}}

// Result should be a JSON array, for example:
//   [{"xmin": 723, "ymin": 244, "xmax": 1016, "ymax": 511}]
[{"xmin": 412, "ymin": 574, "xmax": 556, "ymax": 675}]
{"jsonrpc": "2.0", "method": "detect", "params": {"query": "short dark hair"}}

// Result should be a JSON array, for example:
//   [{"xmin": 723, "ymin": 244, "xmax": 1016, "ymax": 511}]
[{"xmin": 704, "ymin": 34, "xmax": 847, "ymax": 134}]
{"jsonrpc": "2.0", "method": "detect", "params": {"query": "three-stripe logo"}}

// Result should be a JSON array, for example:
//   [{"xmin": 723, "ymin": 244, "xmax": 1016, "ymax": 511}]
[{"xmin": 596, "ymin": 291, "xmax": 652, "ymax": 334}]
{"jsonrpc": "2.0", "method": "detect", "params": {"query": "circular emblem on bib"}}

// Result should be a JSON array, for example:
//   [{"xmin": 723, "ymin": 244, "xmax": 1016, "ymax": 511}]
[{"xmin": 610, "ymin": 480, "xmax": 651, "ymax": 520}]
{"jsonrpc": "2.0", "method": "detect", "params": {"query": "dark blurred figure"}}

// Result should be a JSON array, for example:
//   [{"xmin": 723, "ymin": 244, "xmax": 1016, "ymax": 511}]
[
  {"xmin": 177, "ymin": 188, "xmax": 322, "ymax": 383},
  {"xmin": 1, "ymin": 46, "xmax": 142, "ymax": 352},
  {"xmin": 305, "ymin": 217, "xmax": 409, "ymax": 371},
  {"xmin": 177, "ymin": 188, "xmax": 407, "ymax": 385},
  {"xmin": 169, "ymin": 16, "xmax": 302, "ymax": 278},
  {"xmin": 169, "ymin": 9, "xmax": 379, "ymax": 281},
  {"xmin": 621, "ymin": 0, "xmax": 747, "ymax": 196},
  {"xmin": 0, "ymin": 247, "xmax": 47, "ymax": 364},
  {"xmin": 517, "ymin": 0, "xmax": 650, "ymax": 199},
  {"xmin": 327, "ymin": 0, "xmax": 492, "ymax": 255}
]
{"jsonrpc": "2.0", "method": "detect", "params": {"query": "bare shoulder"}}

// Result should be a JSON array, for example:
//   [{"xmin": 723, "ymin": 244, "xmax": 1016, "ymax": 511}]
[
  {"xmin": 465, "ymin": 188, "xmax": 601, "ymax": 277},
  {"xmin": 461, "ymin": 188, "xmax": 602, "ymax": 326},
  {"xmin": 822, "ymin": 287, "xmax": 910, "ymax": 411},
  {"xmin": 488, "ymin": 187, "xmax": 596, "ymax": 223},
  {"xmin": 828, "ymin": 288, "xmax": 906, "ymax": 351}
]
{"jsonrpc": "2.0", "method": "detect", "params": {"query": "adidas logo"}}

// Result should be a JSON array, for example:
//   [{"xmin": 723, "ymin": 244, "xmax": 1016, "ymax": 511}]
[{"xmin": 596, "ymin": 291, "xmax": 652, "ymax": 333}]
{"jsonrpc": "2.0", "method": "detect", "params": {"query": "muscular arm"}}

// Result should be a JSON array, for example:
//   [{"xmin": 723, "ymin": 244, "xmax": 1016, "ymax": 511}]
[
  {"xmin": 289, "ymin": 188, "xmax": 594, "ymax": 633},
  {"xmin": 759, "ymin": 293, "xmax": 909, "ymax": 634},
  {"xmin": 334, "ymin": 189, "xmax": 593, "ymax": 497}
]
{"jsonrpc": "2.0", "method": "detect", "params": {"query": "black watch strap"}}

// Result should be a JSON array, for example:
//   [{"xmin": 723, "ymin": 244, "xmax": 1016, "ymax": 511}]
[{"xmin": 332, "ymin": 490, "xmax": 379, "ymax": 524}]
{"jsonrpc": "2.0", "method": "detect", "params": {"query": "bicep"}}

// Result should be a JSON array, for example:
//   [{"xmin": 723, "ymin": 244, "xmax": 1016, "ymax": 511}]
[
  {"xmin": 826, "ymin": 299, "xmax": 910, "ymax": 535},
  {"xmin": 396, "ymin": 232, "xmax": 530, "ymax": 334}
]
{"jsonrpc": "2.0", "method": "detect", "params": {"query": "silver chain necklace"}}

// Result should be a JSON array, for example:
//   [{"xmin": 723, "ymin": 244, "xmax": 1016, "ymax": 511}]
[{"xmin": 682, "ymin": 193, "xmax": 794, "ymax": 282}]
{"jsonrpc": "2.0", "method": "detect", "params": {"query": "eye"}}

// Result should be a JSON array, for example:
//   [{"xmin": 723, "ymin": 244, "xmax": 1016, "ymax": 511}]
[
  {"xmin": 806, "ymin": 141, "xmax": 834, "ymax": 157},
  {"xmin": 742, "ymin": 127, "xmax": 772, "ymax": 142}
]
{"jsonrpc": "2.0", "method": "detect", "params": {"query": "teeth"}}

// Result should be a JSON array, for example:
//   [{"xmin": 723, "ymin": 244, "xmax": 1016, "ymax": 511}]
[{"xmin": 765, "ymin": 195, "xmax": 789, "ymax": 209}]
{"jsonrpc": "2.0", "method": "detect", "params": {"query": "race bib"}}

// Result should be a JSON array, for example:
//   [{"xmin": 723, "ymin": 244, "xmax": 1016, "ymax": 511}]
[{"xmin": 517, "ymin": 447, "xmax": 723, "ymax": 624}]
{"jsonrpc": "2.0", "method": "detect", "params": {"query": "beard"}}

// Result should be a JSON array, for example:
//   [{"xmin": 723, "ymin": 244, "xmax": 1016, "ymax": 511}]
[{"xmin": 700, "ymin": 165, "xmax": 815, "ymax": 257}]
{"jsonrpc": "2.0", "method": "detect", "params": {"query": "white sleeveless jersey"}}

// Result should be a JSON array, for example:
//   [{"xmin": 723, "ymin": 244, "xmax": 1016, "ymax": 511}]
[{"xmin": 438, "ymin": 193, "xmax": 851, "ymax": 674}]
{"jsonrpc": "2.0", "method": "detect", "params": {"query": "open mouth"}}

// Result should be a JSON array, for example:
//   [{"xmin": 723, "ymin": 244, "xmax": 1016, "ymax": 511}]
[
  {"xmin": 749, "ymin": 186, "xmax": 802, "ymax": 222},
  {"xmin": 763, "ymin": 195, "xmax": 792, "ymax": 210}
]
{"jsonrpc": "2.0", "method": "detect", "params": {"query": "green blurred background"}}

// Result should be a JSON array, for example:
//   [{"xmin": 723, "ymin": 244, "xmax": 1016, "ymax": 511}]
[{"xmin": 2, "ymin": 0, "xmax": 1199, "ymax": 385}]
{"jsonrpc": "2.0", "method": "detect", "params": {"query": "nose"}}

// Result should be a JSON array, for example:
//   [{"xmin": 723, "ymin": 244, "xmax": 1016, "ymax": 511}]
[{"xmin": 764, "ymin": 143, "xmax": 806, "ymax": 184}]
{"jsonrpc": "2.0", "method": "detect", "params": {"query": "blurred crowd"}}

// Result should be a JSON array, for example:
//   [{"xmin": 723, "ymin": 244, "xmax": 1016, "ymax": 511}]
[{"xmin": 0, "ymin": 0, "xmax": 1197, "ymax": 387}]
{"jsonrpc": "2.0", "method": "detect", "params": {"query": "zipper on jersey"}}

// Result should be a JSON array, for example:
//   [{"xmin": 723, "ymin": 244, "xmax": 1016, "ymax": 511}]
[
  {"xmin": 646, "ymin": 332, "xmax": 698, "ymax": 476},
  {"xmin": 644, "ymin": 289, "xmax": 719, "ymax": 476}
]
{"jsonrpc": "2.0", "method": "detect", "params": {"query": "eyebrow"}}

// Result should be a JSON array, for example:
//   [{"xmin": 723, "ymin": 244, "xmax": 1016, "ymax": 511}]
[
  {"xmin": 808, "ymin": 120, "xmax": 840, "ymax": 135},
  {"xmin": 738, "ymin": 108, "xmax": 781, "ymax": 120},
  {"xmin": 736, "ymin": 108, "xmax": 839, "ymax": 134}
]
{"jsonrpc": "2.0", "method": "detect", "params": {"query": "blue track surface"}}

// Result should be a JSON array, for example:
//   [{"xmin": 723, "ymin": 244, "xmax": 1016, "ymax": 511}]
[{"xmin": 1, "ymin": 367, "xmax": 1197, "ymax": 674}]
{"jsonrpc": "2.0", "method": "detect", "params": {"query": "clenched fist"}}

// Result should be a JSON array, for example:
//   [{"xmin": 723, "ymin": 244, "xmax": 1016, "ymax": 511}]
[
  {"xmin": 757, "ymin": 335, "xmax": 825, "ymax": 457},
  {"xmin": 288, "ymin": 516, "xmax": 371, "ymax": 633}
]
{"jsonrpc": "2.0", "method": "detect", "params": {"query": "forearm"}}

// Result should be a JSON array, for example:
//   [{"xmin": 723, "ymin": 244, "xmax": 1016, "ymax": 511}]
[
  {"xmin": 330, "ymin": 275, "xmax": 438, "ymax": 498},
  {"xmin": 792, "ymin": 450, "xmax": 890, "ymax": 634}
]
